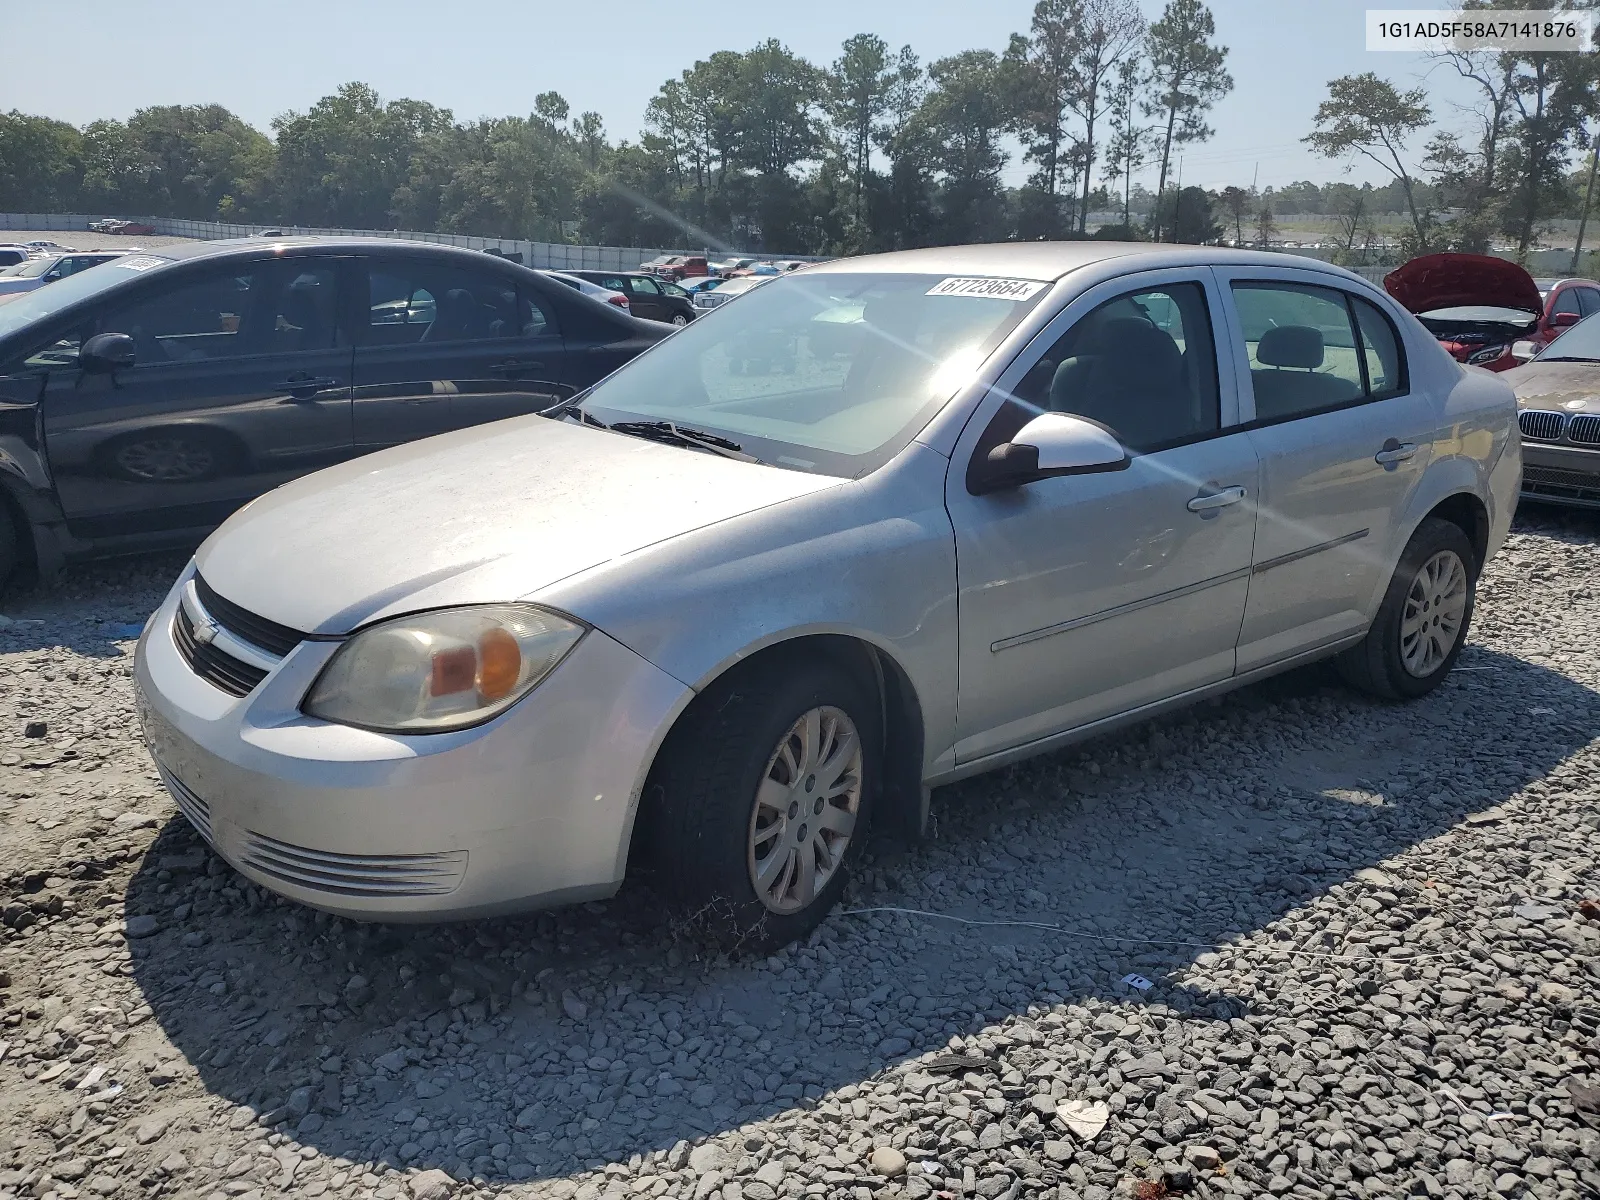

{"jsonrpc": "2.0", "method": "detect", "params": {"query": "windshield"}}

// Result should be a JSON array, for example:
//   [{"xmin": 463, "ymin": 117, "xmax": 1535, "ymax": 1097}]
[
  {"xmin": 8, "ymin": 257, "xmax": 57, "ymax": 280},
  {"xmin": 0, "ymin": 254, "xmax": 170, "ymax": 341},
  {"xmin": 579, "ymin": 271, "xmax": 1048, "ymax": 476},
  {"xmin": 1536, "ymin": 311, "xmax": 1600, "ymax": 361}
]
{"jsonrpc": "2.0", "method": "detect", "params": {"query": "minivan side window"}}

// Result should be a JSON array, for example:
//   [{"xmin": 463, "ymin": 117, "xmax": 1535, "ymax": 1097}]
[
  {"xmin": 1231, "ymin": 282, "xmax": 1406, "ymax": 422},
  {"xmin": 992, "ymin": 281, "xmax": 1221, "ymax": 453}
]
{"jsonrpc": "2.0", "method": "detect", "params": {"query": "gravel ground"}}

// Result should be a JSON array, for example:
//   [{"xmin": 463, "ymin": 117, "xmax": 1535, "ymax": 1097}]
[{"xmin": 1, "ymin": 507, "xmax": 1598, "ymax": 1200}]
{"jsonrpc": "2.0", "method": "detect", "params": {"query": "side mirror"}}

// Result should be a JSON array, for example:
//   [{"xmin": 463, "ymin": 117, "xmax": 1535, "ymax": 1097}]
[
  {"xmin": 1550, "ymin": 311, "xmax": 1581, "ymax": 329},
  {"xmin": 1510, "ymin": 339, "xmax": 1539, "ymax": 363},
  {"xmin": 971, "ymin": 412, "xmax": 1130, "ymax": 494},
  {"xmin": 80, "ymin": 332, "xmax": 136, "ymax": 374}
]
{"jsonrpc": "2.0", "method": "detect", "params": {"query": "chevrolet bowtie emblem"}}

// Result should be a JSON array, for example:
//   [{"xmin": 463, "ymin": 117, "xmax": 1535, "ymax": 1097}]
[{"xmin": 191, "ymin": 616, "xmax": 220, "ymax": 646}]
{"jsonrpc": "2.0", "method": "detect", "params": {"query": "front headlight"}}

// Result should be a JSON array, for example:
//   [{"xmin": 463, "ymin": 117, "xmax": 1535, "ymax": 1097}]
[
  {"xmin": 1467, "ymin": 344, "xmax": 1507, "ymax": 365},
  {"xmin": 303, "ymin": 604, "xmax": 584, "ymax": 733}
]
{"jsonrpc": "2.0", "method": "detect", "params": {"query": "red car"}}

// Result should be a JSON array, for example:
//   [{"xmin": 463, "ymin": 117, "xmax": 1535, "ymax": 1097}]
[
  {"xmin": 1384, "ymin": 253, "xmax": 1600, "ymax": 371},
  {"xmin": 116, "ymin": 221, "xmax": 157, "ymax": 236},
  {"xmin": 657, "ymin": 255, "xmax": 710, "ymax": 281}
]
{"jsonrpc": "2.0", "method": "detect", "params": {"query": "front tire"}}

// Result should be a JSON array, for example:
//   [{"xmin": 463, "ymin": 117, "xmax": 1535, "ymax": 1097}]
[
  {"xmin": 671, "ymin": 313, "xmax": 689, "ymax": 327},
  {"xmin": 1336, "ymin": 517, "xmax": 1477, "ymax": 700},
  {"xmin": 644, "ymin": 657, "xmax": 879, "ymax": 951}
]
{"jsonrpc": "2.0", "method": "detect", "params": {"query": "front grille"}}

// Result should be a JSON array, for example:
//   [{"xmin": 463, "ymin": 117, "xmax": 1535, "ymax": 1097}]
[
  {"xmin": 1522, "ymin": 464, "xmax": 1600, "ymax": 504},
  {"xmin": 239, "ymin": 831, "xmax": 467, "ymax": 897},
  {"xmin": 1519, "ymin": 410, "xmax": 1566, "ymax": 441},
  {"xmin": 173, "ymin": 604, "xmax": 268, "ymax": 697},
  {"xmin": 1568, "ymin": 414, "xmax": 1600, "ymax": 445},
  {"xmin": 157, "ymin": 764, "xmax": 213, "ymax": 844},
  {"xmin": 194, "ymin": 574, "xmax": 305, "ymax": 657}
]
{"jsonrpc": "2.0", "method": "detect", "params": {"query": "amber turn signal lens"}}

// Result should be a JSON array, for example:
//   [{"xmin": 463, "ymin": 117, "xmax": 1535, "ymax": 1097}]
[{"xmin": 476, "ymin": 628, "xmax": 522, "ymax": 700}]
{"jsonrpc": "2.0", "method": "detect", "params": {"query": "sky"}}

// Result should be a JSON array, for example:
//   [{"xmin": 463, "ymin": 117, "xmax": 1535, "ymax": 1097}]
[{"xmin": 2, "ymin": 0, "xmax": 1488, "ymax": 193}]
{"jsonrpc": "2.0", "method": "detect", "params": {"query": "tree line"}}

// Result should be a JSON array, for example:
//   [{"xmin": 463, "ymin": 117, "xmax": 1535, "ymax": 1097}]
[{"xmin": 0, "ymin": 0, "xmax": 1594, "ymax": 261}]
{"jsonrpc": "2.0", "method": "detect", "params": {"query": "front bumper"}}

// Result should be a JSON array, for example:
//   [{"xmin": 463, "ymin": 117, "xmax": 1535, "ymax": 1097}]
[
  {"xmin": 1521, "ymin": 443, "xmax": 1600, "ymax": 510},
  {"xmin": 133, "ymin": 569, "xmax": 692, "ymax": 920}
]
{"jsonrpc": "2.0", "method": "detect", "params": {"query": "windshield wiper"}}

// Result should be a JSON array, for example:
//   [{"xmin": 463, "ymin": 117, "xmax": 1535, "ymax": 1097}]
[
  {"xmin": 607, "ymin": 420, "xmax": 761, "ymax": 463},
  {"xmin": 1535, "ymin": 356, "xmax": 1600, "ymax": 363}
]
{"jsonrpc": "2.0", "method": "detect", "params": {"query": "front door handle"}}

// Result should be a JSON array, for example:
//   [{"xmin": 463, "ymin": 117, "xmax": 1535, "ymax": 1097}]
[
  {"xmin": 278, "ymin": 375, "xmax": 340, "ymax": 397},
  {"xmin": 491, "ymin": 359, "xmax": 545, "ymax": 375},
  {"xmin": 1187, "ymin": 484, "xmax": 1248, "ymax": 513},
  {"xmin": 1375, "ymin": 438, "xmax": 1418, "ymax": 467}
]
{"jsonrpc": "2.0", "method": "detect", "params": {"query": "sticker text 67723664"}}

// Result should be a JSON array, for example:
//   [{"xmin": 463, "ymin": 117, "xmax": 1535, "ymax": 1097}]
[{"xmin": 926, "ymin": 277, "xmax": 1049, "ymax": 301}]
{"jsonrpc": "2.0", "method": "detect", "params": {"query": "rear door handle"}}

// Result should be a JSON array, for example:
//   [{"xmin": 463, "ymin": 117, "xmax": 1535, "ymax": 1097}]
[
  {"xmin": 1187, "ymin": 485, "xmax": 1248, "ymax": 513},
  {"xmin": 1375, "ymin": 439, "xmax": 1418, "ymax": 466}
]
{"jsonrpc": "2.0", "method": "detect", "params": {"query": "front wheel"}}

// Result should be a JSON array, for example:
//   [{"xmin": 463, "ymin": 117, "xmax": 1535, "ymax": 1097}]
[
  {"xmin": 1336, "ymin": 517, "xmax": 1477, "ymax": 700},
  {"xmin": 644, "ymin": 658, "xmax": 879, "ymax": 951},
  {"xmin": 671, "ymin": 313, "xmax": 689, "ymax": 327}
]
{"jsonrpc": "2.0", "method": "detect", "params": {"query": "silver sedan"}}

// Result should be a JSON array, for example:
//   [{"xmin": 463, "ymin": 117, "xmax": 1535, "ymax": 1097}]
[{"xmin": 134, "ymin": 243, "xmax": 1520, "ymax": 948}]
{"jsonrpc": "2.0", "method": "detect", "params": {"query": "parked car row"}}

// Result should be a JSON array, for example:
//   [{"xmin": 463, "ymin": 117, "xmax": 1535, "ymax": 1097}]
[
  {"xmin": 637, "ymin": 252, "xmax": 816, "ymax": 281},
  {"xmin": 88, "ymin": 218, "xmax": 158, "ymax": 235},
  {"xmin": 1382, "ymin": 251, "xmax": 1600, "ymax": 512}
]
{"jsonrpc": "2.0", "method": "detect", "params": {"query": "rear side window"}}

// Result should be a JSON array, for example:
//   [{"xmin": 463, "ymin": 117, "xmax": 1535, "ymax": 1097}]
[
  {"xmin": 1351, "ymin": 297, "xmax": 1406, "ymax": 399},
  {"xmin": 1578, "ymin": 287, "xmax": 1600, "ymax": 317},
  {"xmin": 1232, "ymin": 282, "xmax": 1406, "ymax": 421},
  {"xmin": 364, "ymin": 261, "xmax": 551, "ymax": 346}
]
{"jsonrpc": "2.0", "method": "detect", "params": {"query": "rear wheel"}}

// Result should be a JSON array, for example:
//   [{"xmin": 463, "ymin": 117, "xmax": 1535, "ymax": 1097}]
[
  {"xmin": 645, "ymin": 658, "xmax": 878, "ymax": 951},
  {"xmin": 1336, "ymin": 517, "xmax": 1477, "ymax": 700}
]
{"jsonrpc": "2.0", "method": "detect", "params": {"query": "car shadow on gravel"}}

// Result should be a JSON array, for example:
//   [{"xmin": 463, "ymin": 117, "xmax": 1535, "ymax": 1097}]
[{"xmin": 123, "ymin": 641, "xmax": 1600, "ymax": 1186}]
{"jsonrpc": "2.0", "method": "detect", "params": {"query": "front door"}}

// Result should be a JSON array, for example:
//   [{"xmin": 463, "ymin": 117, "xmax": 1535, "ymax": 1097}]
[
  {"xmin": 948, "ymin": 270, "xmax": 1260, "ymax": 765},
  {"xmin": 1216, "ymin": 272, "xmax": 1439, "ymax": 671},
  {"xmin": 351, "ymin": 256, "xmax": 567, "ymax": 452},
  {"xmin": 38, "ymin": 257, "xmax": 354, "ymax": 541}
]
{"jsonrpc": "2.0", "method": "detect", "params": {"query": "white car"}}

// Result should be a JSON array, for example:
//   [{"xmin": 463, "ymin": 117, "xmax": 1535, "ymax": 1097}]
[{"xmin": 540, "ymin": 270, "xmax": 630, "ymax": 313}]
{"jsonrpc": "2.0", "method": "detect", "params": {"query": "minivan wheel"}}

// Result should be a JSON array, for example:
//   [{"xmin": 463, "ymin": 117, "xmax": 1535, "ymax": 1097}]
[
  {"xmin": 1336, "ymin": 517, "xmax": 1477, "ymax": 700},
  {"xmin": 645, "ymin": 658, "xmax": 879, "ymax": 951}
]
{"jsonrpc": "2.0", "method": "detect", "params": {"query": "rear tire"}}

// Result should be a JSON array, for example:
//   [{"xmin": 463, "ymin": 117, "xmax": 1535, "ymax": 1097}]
[
  {"xmin": 1336, "ymin": 517, "xmax": 1477, "ymax": 700},
  {"xmin": 644, "ymin": 657, "xmax": 879, "ymax": 952}
]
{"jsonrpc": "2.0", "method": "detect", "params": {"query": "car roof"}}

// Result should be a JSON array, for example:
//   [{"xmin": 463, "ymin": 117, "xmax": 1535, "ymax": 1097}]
[
  {"xmin": 137, "ymin": 236, "xmax": 529, "ymax": 264},
  {"xmin": 804, "ymin": 241, "xmax": 1374, "ymax": 285}
]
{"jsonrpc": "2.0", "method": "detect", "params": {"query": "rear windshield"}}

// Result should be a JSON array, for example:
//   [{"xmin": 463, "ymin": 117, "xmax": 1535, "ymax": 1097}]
[
  {"xmin": 579, "ymin": 271, "xmax": 1048, "ymax": 476},
  {"xmin": 0, "ymin": 253, "xmax": 171, "ymax": 341}
]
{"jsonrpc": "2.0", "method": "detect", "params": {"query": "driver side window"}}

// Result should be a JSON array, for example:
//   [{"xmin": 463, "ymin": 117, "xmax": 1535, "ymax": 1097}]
[{"xmin": 981, "ymin": 281, "xmax": 1221, "ymax": 458}]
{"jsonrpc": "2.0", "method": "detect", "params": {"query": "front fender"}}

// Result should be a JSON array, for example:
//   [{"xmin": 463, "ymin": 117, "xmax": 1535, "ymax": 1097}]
[{"xmin": 533, "ymin": 442, "xmax": 960, "ymax": 779}]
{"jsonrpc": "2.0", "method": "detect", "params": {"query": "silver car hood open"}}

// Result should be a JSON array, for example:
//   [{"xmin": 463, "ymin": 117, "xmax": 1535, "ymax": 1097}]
[{"xmin": 196, "ymin": 415, "xmax": 844, "ymax": 636}]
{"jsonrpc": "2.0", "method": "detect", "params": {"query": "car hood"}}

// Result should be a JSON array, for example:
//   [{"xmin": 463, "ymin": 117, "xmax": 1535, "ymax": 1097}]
[
  {"xmin": 196, "ymin": 415, "xmax": 846, "ymax": 636},
  {"xmin": 1502, "ymin": 359, "xmax": 1600, "ymax": 412},
  {"xmin": 1384, "ymin": 253, "xmax": 1543, "ymax": 316}
]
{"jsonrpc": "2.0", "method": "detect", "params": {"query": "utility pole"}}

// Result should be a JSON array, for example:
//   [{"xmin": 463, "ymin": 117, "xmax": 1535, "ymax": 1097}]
[
  {"xmin": 1572, "ymin": 143, "xmax": 1599, "ymax": 275},
  {"xmin": 1173, "ymin": 155, "xmax": 1183, "ymax": 243},
  {"xmin": 1252, "ymin": 162, "xmax": 1258, "ymax": 194}
]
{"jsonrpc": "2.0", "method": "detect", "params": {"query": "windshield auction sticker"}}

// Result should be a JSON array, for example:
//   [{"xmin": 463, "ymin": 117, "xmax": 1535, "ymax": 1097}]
[
  {"xmin": 927, "ymin": 277, "xmax": 1049, "ymax": 301},
  {"xmin": 1366, "ymin": 9, "xmax": 1595, "ymax": 50}
]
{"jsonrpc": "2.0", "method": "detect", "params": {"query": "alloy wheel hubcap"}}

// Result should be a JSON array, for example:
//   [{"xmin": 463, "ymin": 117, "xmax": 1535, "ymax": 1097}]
[
  {"xmin": 1399, "ymin": 549, "xmax": 1468, "ymax": 677},
  {"xmin": 747, "ymin": 706, "xmax": 862, "ymax": 914},
  {"xmin": 116, "ymin": 438, "xmax": 216, "ymax": 481}
]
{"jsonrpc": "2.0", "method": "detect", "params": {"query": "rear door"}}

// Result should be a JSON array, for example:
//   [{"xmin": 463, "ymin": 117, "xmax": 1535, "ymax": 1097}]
[
  {"xmin": 623, "ymin": 274, "xmax": 670, "ymax": 321},
  {"xmin": 38, "ymin": 257, "xmax": 355, "ymax": 540},
  {"xmin": 1215, "ymin": 269, "xmax": 1437, "ymax": 671},
  {"xmin": 350, "ymin": 255, "xmax": 567, "ymax": 451}
]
